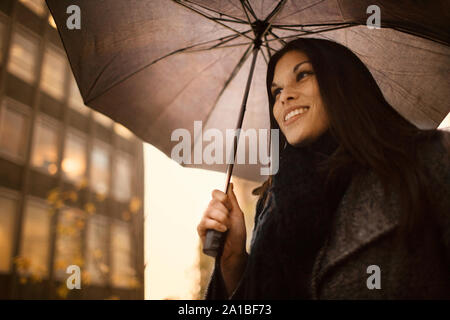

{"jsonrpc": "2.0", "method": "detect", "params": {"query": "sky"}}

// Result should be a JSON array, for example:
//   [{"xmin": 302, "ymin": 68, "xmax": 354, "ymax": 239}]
[{"xmin": 143, "ymin": 143, "xmax": 225, "ymax": 300}]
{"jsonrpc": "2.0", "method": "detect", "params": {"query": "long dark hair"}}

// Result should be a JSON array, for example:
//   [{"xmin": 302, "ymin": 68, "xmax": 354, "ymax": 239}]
[{"xmin": 253, "ymin": 38, "xmax": 441, "ymax": 239}]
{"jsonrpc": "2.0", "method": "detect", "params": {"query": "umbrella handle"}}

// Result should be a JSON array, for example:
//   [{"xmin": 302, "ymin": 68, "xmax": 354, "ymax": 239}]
[{"xmin": 203, "ymin": 229, "xmax": 226, "ymax": 258}]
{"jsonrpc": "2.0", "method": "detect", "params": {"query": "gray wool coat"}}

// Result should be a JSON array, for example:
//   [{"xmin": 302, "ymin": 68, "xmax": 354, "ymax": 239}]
[{"xmin": 205, "ymin": 130, "xmax": 450, "ymax": 300}]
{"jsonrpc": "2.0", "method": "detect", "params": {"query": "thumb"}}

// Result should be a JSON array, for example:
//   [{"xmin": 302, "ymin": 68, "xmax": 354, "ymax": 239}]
[{"xmin": 227, "ymin": 183, "xmax": 241, "ymax": 211}]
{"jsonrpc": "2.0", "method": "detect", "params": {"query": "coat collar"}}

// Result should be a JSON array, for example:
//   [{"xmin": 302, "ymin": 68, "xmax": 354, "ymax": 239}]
[{"xmin": 310, "ymin": 169, "xmax": 401, "ymax": 299}]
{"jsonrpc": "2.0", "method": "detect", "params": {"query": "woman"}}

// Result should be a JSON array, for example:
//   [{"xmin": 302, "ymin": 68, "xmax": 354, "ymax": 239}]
[{"xmin": 197, "ymin": 38, "xmax": 450, "ymax": 299}]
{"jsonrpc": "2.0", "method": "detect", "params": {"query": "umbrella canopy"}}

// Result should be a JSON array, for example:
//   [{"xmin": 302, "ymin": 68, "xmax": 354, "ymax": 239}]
[{"xmin": 46, "ymin": 0, "xmax": 450, "ymax": 183}]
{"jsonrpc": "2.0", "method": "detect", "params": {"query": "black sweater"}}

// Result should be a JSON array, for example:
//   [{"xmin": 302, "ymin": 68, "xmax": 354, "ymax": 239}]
[{"xmin": 206, "ymin": 130, "xmax": 353, "ymax": 299}]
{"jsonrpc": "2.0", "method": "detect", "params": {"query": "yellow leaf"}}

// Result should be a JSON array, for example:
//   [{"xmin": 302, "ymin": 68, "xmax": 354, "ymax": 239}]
[
  {"xmin": 84, "ymin": 203, "xmax": 96, "ymax": 215},
  {"xmin": 129, "ymin": 197, "xmax": 142, "ymax": 213}
]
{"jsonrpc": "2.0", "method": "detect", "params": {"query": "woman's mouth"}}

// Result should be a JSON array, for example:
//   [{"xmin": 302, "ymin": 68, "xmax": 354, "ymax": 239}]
[{"xmin": 284, "ymin": 106, "xmax": 310, "ymax": 126}]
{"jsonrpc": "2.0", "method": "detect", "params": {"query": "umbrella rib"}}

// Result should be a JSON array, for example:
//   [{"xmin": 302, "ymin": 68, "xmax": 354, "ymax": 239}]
[
  {"xmin": 191, "ymin": 44, "xmax": 254, "ymax": 153},
  {"xmin": 260, "ymin": 46, "xmax": 269, "ymax": 64},
  {"xmin": 173, "ymin": 0, "xmax": 255, "ymax": 43},
  {"xmin": 272, "ymin": 22, "xmax": 357, "ymax": 32},
  {"xmin": 239, "ymin": 0, "xmax": 255, "ymax": 33},
  {"xmin": 266, "ymin": 23, "xmax": 355, "ymax": 42},
  {"xmin": 265, "ymin": 0, "xmax": 287, "ymax": 23},
  {"xmin": 272, "ymin": 22, "xmax": 358, "ymax": 28},
  {"xmin": 275, "ymin": 0, "xmax": 326, "ymax": 21},
  {"xmin": 84, "ymin": 33, "xmax": 251, "ymax": 104},
  {"xmin": 268, "ymin": 29, "xmax": 287, "ymax": 46},
  {"xmin": 148, "ymin": 53, "xmax": 231, "ymax": 128},
  {"xmin": 242, "ymin": 0, "xmax": 257, "ymax": 20},
  {"xmin": 208, "ymin": 30, "xmax": 253, "ymax": 49},
  {"xmin": 263, "ymin": 34, "xmax": 273, "ymax": 61},
  {"xmin": 183, "ymin": 0, "xmax": 248, "ymax": 24},
  {"xmin": 185, "ymin": 41, "xmax": 259, "ymax": 53}
]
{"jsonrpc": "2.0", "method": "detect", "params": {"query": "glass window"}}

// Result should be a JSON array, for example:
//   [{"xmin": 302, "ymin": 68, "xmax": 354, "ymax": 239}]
[
  {"xmin": 0, "ymin": 99, "xmax": 30, "ymax": 161},
  {"xmin": 41, "ymin": 46, "xmax": 66, "ymax": 101},
  {"xmin": 91, "ymin": 140, "xmax": 110, "ymax": 196},
  {"xmin": 62, "ymin": 130, "xmax": 87, "ymax": 183},
  {"xmin": 113, "ymin": 123, "xmax": 134, "ymax": 140},
  {"xmin": 19, "ymin": 200, "xmax": 51, "ymax": 278},
  {"xmin": 68, "ymin": 74, "xmax": 90, "ymax": 116},
  {"xmin": 7, "ymin": 29, "xmax": 39, "ymax": 83},
  {"xmin": 93, "ymin": 111, "xmax": 113, "ymax": 128},
  {"xmin": 113, "ymin": 152, "xmax": 132, "ymax": 202},
  {"xmin": 0, "ymin": 194, "xmax": 17, "ymax": 273},
  {"xmin": 0, "ymin": 19, "xmax": 6, "ymax": 64},
  {"xmin": 19, "ymin": 0, "xmax": 46, "ymax": 17},
  {"xmin": 54, "ymin": 208, "xmax": 84, "ymax": 280},
  {"xmin": 86, "ymin": 214, "xmax": 109, "ymax": 285},
  {"xmin": 31, "ymin": 116, "xmax": 59, "ymax": 175},
  {"xmin": 111, "ymin": 220, "xmax": 135, "ymax": 288}
]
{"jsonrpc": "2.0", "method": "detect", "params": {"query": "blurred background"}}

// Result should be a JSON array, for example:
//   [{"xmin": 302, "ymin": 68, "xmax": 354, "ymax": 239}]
[
  {"xmin": 0, "ymin": 0, "xmax": 448, "ymax": 300},
  {"xmin": 0, "ymin": 0, "xmax": 262, "ymax": 300}
]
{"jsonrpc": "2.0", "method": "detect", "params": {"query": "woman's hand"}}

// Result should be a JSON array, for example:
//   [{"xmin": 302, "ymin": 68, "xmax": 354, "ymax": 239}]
[
  {"xmin": 197, "ymin": 182, "xmax": 248, "ymax": 296},
  {"xmin": 198, "ymin": 182, "xmax": 247, "ymax": 263}
]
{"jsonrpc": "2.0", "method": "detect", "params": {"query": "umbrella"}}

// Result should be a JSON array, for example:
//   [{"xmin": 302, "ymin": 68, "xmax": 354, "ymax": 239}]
[{"xmin": 46, "ymin": 0, "xmax": 450, "ymax": 256}]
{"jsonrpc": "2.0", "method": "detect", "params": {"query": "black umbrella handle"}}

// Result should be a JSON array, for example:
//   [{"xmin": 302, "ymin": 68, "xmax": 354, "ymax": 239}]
[{"xmin": 202, "ymin": 46, "xmax": 260, "ymax": 258}]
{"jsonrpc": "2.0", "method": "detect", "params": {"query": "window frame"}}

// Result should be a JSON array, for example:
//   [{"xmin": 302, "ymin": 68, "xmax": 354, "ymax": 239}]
[
  {"xmin": 85, "ymin": 213, "xmax": 110, "ymax": 286},
  {"xmin": 40, "ymin": 43, "xmax": 68, "ymax": 101},
  {"xmin": 0, "ymin": 97, "xmax": 31, "ymax": 164},
  {"xmin": 110, "ymin": 218, "xmax": 135, "ymax": 289},
  {"xmin": 19, "ymin": 195, "xmax": 53, "ymax": 279},
  {"xmin": 0, "ymin": 13, "xmax": 9, "ymax": 65},
  {"xmin": 90, "ymin": 138, "xmax": 111, "ymax": 197},
  {"xmin": 53, "ymin": 205, "xmax": 85, "ymax": 281},
  {"xmin": 61, "ymin": 127, "xmax": 88, "ymax": 184},
  {"xmin": 7, "ymin": 24, "xmax": 41, "ymax": 84},
  {"xmin": 112, "ymin": 150, "xmax": 134, "ymax": 203},
  {"xmin": 0, "ymin": 187, "xmax": 20, "ymax": 274},
  {"xmin": 30, "ymin": 112, "xmax": 61, "ymax": 176}
]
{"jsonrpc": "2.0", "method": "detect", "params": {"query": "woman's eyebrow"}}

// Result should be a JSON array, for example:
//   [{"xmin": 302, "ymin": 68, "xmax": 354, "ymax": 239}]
[{"xmin": 271, "ymin": 60, "xmax": 311, "ymax": 88}]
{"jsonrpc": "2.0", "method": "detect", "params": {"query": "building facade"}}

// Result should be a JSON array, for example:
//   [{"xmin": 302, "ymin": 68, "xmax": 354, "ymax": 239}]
[{"xmin": 0, "ymin": 0, "xmax": 144, "ymax": 299}]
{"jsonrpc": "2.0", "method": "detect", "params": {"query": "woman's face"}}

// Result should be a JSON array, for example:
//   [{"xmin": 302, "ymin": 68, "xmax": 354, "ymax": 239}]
[{"xmin": 271, "ymin": 50, "xmax": 329, "ymax": 147}]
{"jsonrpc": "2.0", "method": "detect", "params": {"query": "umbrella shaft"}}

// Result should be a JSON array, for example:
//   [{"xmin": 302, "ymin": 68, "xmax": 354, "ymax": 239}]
[{"xmin": 224, "ymin": 45, "xmax": 260, "ymax": 193}]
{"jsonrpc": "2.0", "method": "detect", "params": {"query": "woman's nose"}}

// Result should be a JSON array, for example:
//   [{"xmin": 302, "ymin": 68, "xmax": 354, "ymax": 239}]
[{"xmin": 280, "ymin": 89, "xmax": 297, "ymax": 104}]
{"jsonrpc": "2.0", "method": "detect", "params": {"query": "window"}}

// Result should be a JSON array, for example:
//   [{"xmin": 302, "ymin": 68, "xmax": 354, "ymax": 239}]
[
  {"xmin": 41, "ymin": 46, "xmax": 66, "ymax": 101},
  {"xmin": 19, "ymin": 0, "xmax": 46, "ymax": 17},
  {"xmin": 86, "ymin": 214, "xmax": 109, "ymax": 285},
  {"xmin": 111, "ymin": 220, "xmax": 135, "ymax": 288},
  {"xmin": 0, "ymin": 98, "xmax": 30, "ymax": 162},
  {"xmin": 7, "ymin": 28, "xmax": 39, "ymax": 83},
  {"xmin": 62, "ymin": 130, "xmax": 87, "ymax": 184},
  {"xmin": 69, "ymin": 73, "xmax": 90, "ymax": 116},
  {"xmin": 0, "ymin": 19, "xmax": 6, "ymax": 64},
  {"xmin": 113, "ymin": 152, "xmax": 132, "ymax": 202},
  {"xmin": 90, "ymin": 140, "xmax": 110, "ymax": 196},
  {"xmin": 31, "ymin": 115, "xmax": 59, "ymax": 175},
  {"xmin": 93, "ymin": 111, "xmax": 113, "ymax": 128},
  {"xmin": 19, "ymin": 199, "xmax": 51, "ymax": 278},
  {"xmin": 54, "ymin": 208, "xmax": 84, "ymax": 280},
  {"xmin": 0, "ymin": 192, "xmax": 18, "ymax": 273},
  {"xmin": 114, "ymin": 123, "xmax": 134, "ymax": 140}
]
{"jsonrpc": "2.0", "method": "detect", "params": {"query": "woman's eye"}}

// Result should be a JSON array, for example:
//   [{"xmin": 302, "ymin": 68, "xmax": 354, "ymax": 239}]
[
  {"xmin": 273, "ymin": 88, "xmax": 281, "ymax": 97},
  {"xmin": 296, "ymin": 71, "xmax": 313, "ymax": 81}
]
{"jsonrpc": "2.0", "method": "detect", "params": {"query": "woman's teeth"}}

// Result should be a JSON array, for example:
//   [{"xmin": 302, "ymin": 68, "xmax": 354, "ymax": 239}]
[{"xmin": 284, "ymin": 107, "xmax": 309, "ymax": 121}]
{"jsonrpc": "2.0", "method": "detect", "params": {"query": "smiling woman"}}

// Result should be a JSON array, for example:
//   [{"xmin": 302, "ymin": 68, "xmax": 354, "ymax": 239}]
[
  {"xmin": 200, "ymin": 38, "xmax": 450, "ymax": 300},
  {"xmin": 271, "ymin": 51, "xmax": 329, "ymax": 147}
]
